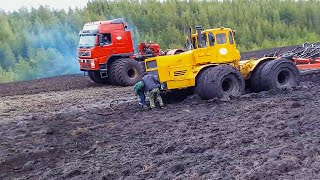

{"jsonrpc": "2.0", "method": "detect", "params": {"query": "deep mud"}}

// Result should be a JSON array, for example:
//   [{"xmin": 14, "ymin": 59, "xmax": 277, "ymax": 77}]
[
  {"xmin": 1, "ymin": 69, "xmax": 320, "ymax": 179},
  {"xmin": 0, "ymin": 74, "xmax": 105, "ymax": 97}
]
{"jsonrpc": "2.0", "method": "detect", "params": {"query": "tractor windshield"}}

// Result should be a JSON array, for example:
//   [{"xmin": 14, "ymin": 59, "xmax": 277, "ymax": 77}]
[{"xmin": 79, "ymin": 35, "xmax": 96, "ymax": 48}]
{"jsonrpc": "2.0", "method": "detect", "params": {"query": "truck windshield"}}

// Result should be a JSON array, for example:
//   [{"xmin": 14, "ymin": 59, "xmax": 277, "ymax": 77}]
[{"xmin": 79, "ymin": 35, "xmax": 96, "ymax": 48}]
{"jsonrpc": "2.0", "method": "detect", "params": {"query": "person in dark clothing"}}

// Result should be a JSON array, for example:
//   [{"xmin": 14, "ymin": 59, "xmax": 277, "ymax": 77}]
[
  {"xmin": 133, "ymin": 80, "xmax": 147, "ymax": 107},
  {"xmin": 142, "ymin": 72, "xmax": 164, "ymax": 109}
]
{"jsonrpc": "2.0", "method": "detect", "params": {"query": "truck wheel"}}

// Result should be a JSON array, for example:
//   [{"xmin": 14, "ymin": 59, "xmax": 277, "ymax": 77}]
[
  {"xmin": 88, "ymin": 71, "xmax": 109, "ymax": 84},
  {"xmin": 259, "ymin": 58, "xmax": 300, "ymax": 91},
  {"xmin": 249, "ymin": 61, "xmax": 269, "ymax": 92},
  {"xmin": 108, "ymin": 61, "xmax": 119, "ymax": 85},
  {"xmin": 196, "ymin": 65, "xmax": 245, "ymax": 100},
  {"xmin": 115, "ymin": 58, "xmax": 144, "ymax": 86}
]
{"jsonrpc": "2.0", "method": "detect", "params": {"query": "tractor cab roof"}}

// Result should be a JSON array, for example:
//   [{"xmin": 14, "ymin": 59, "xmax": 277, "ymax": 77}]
[{"xmin": 203, "ymin": 27, "xmax": 233, "ymax": 33}]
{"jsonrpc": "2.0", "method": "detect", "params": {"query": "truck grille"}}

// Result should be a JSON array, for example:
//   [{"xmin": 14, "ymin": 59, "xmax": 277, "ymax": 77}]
[
  {"xmin": 79, "ymin": 51, "xmax": 91, "ymax": 57},
  {"xmin": 174, "ymin": 70, "xmax": 187, "ymax": 76}
]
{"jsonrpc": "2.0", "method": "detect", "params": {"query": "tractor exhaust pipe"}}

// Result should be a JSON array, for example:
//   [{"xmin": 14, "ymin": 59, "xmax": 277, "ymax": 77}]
[{"xmin": 195, "ymin": 26, "xmax": 203, "ymax": 48}]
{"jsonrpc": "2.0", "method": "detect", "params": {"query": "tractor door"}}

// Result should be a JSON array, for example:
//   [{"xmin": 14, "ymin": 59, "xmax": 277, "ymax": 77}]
[
  {"xmin": 212, "ymin": 31, "xmax": 240, "ymax": 64},
  {"xmin": 194, "ymin": 33, "xmax": 213, "ymax": 64}
]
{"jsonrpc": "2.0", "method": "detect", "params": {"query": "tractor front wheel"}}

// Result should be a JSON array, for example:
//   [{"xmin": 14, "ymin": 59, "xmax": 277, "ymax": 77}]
[{"xmin": 195, "ymin": 65, "xmax": 245, "ymax": 100}]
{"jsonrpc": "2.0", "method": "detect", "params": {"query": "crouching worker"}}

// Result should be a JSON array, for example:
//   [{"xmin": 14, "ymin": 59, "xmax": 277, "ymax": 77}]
[
  {"xmin": 142, "ymin": 72, "xmax": 164, "ymax": 109},
  {"xmin": 133, "ymin": 80, "xmax": 147, "ymax": 108}
]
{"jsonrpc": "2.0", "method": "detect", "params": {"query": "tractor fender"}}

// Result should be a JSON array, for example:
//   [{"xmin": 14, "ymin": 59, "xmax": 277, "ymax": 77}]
[
  {"xmin": 240, "ymin": 57, "xmax": 277, "ymax": 79},
  {"xmin": 192, "ymin": 64, "xmax": 219, "ymax": 80},
  {"xmin": 166, "ymin": 49, "xmax": 185, "ymax": 55}
]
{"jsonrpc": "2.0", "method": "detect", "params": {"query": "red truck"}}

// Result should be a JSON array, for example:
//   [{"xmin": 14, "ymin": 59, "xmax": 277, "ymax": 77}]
[{"xmin": 78, "ymin": 18, "xmax": 162, "ymax": 86}]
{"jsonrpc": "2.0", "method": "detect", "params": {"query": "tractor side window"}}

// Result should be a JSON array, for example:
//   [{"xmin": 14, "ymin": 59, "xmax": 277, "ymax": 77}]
[
  {"xmin": 102, "ymin": 33, "xmax": 112, "ymax": 45},
  {"xmin": 199, "ymin": 34, "xmax": 207, "ymax": 48},
  {"xmin": 216, "ymin": 33, "xmax": 227, "ymax": 44},
  {"xmin": 208, "ymin": 32, "xmax": 215, "ymax": 46},
  {"xmin": 228, "ymin": 31, "xmax": 234, "ymax": 44}
]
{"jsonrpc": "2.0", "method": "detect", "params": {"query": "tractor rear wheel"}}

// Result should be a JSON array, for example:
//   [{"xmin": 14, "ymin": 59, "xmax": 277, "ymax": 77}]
[
  {"xmin": 249, "ymin": 60, "xmax": 270, "ymax": 92},
  {"xmin": 88, "ymin": 71, "xmax": 109, "ymax": 84},
  {"xmin": 196, "ymin": 65, "xmax": 245, "ymax": 100},
  {"xmin": 115, "ymin": 58, "xmax": 144, "ymax": 86},
  {"xmin": 259, "ymin": 58, "xmax": 300, "ymax": 91}
]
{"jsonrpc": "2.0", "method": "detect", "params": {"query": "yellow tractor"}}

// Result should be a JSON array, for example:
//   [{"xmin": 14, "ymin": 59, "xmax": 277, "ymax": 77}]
[{"xmin": 145, "ymin": 26, "xmax": 300, "ymax": 100}]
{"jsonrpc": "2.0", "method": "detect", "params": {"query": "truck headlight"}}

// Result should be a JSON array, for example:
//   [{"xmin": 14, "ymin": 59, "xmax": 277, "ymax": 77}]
[{"xmin": 91, "ymin": 60, "xmax": 95, "ymax": 68}]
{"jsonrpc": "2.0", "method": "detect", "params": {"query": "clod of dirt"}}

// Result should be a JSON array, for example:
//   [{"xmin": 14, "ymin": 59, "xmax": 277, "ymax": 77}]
[
  {"xmin": 63, "ymin": 169, "xmax": 82, "ymax": 178},
  {"xmin": 291, "ymin": 102, "xmax": 303, "ymax": 108},
  {"xmin": 171, "ymin": 164, "xmax": 185, "ymax": 173},
  {"xmin": 70, "ymin": 127, "xmax": 90, "ymax": 137},
  {"xmin": 164, "ymin": 145, "xmax": 176, "ymax": 153},
  {"xmin": 22, "ymin": 161, "xmax": 35, "ymax": 171},
  {"xmin": 182, "ymin": 147, "xmax": 207, "ymax": 154},
  {"xmin": 153, "ymin": 147, "xmax": 165, "ymax": 156}
]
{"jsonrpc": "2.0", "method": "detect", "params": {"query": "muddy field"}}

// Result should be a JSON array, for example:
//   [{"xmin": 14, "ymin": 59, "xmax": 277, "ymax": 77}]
[{"xmin": 1, "ymin": 61, "xmax": 320, "ymax": 179}]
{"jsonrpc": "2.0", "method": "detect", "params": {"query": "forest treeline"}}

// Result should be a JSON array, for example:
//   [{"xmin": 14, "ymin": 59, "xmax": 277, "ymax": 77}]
[{"xmin": 1, "ymin": 0, "xmax": 320, "ymax": 83}]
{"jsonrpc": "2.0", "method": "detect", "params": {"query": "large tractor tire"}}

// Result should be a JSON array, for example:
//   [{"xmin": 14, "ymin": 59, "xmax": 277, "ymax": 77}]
[
  {"xmin": 249, "ymin": 60, "xmax": 270, "ymax": 92},
  {"xmin": 259, "ymin": 58, "xmax": 300, "ymax": 91},
  {"xmin": 115, "ymin": 58, "xmax": 145, "ymax": 86},
  {"xmin": 195, "ymin": 65, "xmax": 245, "ymax": 100},
  {"xmin": 88, "ymin": 71, "xmax": 109, "ymax": 84},
  {"xmin": 194, "ymin": 67, "xmax": 211, "ymax": 96}
]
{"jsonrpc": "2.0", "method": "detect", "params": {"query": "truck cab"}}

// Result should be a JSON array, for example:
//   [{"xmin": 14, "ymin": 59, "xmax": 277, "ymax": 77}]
[{"xmin": 78, "ymin": 18, "xmax": 134, "ymax": 72}]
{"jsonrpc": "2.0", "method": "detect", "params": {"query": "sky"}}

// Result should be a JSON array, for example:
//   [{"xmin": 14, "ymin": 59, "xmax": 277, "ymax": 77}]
[{"xmin": 1, "ymin": 0, "xmax": 90, "ymax": 12}]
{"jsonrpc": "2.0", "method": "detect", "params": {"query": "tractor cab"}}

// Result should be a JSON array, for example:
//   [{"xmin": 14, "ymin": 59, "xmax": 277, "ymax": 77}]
[
  {"xmin": 145, "ymin": 26, "xmax": 241, "ymax": 90},
  {"xmin": 186, "ymin": 26, "xmax": 241, "ymax": 65}
]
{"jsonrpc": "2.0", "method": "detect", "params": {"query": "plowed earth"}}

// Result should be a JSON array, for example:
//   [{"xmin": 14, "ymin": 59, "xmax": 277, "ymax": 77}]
[{"xmin": 1, "ymin": 48, "xmax": 320, "ymax": 180}]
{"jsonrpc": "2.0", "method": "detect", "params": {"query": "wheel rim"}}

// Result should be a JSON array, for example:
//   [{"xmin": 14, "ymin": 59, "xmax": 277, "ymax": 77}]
[
  {"xmin": 127, "ymin": 67, "xmax": 138, "ymax": 79},
  {"xmin": 221, "ymin": 77, "xmax": 234, "ymax": 93},
  {"xmin": 277, "ymin": 70, "xmax": 290, "ymax": 85}
]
